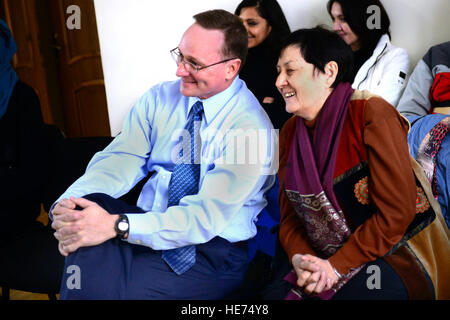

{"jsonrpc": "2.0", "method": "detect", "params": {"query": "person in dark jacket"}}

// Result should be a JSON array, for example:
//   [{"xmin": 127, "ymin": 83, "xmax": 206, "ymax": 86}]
[
  {"xmin": 231, "ymin": 1, "xmax": 293, "ymax": 299},
  {"xmin": 397, "ymin": 41, "xmax": 450, "ymax": 116},
  {"xmin": 235, "ymin": 0, "xmax": 292, "ymax": 130},
  {"xmin": 0, "ymin": 18, "xmax": 64, "ymax": 296}
]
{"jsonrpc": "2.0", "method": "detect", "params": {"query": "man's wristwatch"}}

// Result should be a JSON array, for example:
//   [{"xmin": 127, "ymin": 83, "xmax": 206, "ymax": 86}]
[{"xmin": 114, "ymin": 214, "xmax": 129, "ymax": 239}]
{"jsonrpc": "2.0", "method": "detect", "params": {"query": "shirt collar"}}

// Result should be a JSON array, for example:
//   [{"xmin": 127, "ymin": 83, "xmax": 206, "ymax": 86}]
[
  {"xmin": 187, "ymin": 76, "xmax": 242, "ymax": 125},
  {"xmin": 373, "ymin": 34, "xmax": 390, "ymax": 56}
]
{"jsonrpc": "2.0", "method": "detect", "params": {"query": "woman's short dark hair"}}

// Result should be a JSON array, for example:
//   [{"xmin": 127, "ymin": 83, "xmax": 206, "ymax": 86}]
[
  {"xmin": 194, "ymin": 9, "xmax": 248, "ymax": 68},
  {"xmin": 327, "ymin": 0, "xmax": 391, "ymax": 53},
  {"xmin": 234, "ymin": 0, "xmax": 291, "ymax": 49},
  {"xmin": 280, "ymin": 26, "xmax": 354, "ymax": 88}
]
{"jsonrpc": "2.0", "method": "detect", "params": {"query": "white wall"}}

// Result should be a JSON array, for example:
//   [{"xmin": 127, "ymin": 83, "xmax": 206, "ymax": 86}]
[{"xmin": 94, "ymin": 0, "xmax": 450, "ymax": 136}]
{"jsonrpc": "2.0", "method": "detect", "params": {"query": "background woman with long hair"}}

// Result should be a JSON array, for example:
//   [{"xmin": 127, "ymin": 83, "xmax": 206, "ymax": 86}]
[
  {"xmin": 236, "ymin": 0, "xmax": 292, "ymax": 129},
  {"xmin": 327, "ymin": 0, "xmax": 410, "ymax": 106}
]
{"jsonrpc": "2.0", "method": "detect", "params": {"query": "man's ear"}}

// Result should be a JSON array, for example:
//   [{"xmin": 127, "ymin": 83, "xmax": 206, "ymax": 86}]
[
  {"xmin": 324, "ymin": 61, "xmax": 338, "ymax": 88},
  {"xmin": 225, "ymin": 59, "xmax": 241, "ymax": 81}
]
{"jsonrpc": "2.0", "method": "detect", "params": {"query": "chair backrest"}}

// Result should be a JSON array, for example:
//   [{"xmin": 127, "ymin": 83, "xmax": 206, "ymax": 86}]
[
  {"xmin": 42, "ymin": 136, "xmax": 113, "ymax": 213},
  {"xmin": 41, "ymin": 135, "xmax": 151, "ymax": 212}
]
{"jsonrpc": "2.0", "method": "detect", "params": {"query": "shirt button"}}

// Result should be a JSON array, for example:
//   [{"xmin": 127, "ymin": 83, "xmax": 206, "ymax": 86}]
[{"xmin": 162, "ymin": 175, "xmax": 166, "ymax": 179}]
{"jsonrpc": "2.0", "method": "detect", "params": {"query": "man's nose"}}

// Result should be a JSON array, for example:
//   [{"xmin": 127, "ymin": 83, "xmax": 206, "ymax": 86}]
[{"xmin": 176, "ymin": 62, "xmax": 189, "ymax": 77}]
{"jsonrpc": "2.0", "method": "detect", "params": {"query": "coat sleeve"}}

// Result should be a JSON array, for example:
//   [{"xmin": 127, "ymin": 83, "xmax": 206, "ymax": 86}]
[
  {"xmin": 329, "ymin": 97, "xmax": 417, "ymax": 275},
  {"xmin": 397, "ymin": 59, "xmax": 433, "ymax": 116},
  {"xmin": 371, "ymin": 47, "xmax": 411, "ymax": 107}
]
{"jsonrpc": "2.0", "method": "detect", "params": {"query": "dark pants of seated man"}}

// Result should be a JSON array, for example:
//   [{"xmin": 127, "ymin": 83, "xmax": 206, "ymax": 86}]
[{"xmin": 58, "ymin": 193, "xmax": 249, "ymax": 300}]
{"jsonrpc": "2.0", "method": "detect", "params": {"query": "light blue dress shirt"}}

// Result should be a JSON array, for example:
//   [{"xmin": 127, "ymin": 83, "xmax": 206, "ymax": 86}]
[{"xmin": 54, "ymin": 76, "xmax": 276, "ymax": 250}]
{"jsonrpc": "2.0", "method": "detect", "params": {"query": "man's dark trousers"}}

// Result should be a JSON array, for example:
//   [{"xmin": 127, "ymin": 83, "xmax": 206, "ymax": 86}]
[{"xmin": 58, "ymin": 193, "xmax": 249, "ymax": 299}]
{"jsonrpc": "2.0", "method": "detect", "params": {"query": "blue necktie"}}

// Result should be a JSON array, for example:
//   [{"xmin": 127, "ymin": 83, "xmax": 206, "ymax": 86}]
[{"xmin": 162, "ymin": 101, "xmax": 203, "ymax": 275}]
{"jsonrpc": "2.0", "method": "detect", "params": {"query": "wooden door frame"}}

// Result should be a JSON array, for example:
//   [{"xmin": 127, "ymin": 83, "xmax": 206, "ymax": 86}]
[
  {"xmin": 1, "ymin": 0, "xmax": 110, "ymax": 137},
  {"xmin": 49, "ymin": 0, "xmax": 110, "ymax": 137}
]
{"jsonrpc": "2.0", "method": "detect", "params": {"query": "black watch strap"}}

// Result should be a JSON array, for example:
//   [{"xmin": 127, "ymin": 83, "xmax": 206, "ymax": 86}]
[{"xmin": 114, "ymin": 214, "xmax": 129, "ymax": 239}]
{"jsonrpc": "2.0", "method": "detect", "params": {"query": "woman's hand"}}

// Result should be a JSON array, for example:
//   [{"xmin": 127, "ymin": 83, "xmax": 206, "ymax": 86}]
[
  {"xmin": 292, "ymin": 253, "xmax": 339, "ymax": 295},
  {"xmin": 263, "ymin": 96, "xmax": 275, "ymax": 104}
]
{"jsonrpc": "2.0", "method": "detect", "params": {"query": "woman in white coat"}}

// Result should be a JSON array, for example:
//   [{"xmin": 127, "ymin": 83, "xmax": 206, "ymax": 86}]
[{"xmin": 327, "ymin": 0, "xmax": 410, "ymax": 107}]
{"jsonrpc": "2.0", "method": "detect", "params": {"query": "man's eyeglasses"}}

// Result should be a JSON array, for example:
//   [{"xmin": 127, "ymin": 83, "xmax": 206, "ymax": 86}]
[{"xmin": 170, "ymin": 47, "xmax": 237, "ymax": 73}]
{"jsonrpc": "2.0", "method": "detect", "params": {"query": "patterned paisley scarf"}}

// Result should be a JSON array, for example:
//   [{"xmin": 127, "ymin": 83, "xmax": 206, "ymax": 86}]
[
  {"xmin": 416, "ymin": 116, "xmax": 450, "ymax": 197},
  {"xmin": 283, "ymin": 82, "xmax": 363, "ymax": 300}
]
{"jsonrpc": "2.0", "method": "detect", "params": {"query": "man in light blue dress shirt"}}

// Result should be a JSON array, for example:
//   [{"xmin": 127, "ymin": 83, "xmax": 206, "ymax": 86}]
[{"xmin": 50, "ymin": 9, "xmax": 276, "ymax": 299}]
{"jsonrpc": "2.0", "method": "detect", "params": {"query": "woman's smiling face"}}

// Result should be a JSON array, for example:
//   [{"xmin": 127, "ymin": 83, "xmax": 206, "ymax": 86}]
[
  {"xmin": 239, "ymin": 6, "xmax": 272, "ymax": 49},
  {"xmin": 276, "ymin": 45, "xmax": 332, "ymax": 121}
]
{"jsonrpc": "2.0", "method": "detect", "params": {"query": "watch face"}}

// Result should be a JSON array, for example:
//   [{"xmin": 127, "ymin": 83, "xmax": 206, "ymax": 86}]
[{"xmin": 118, "ymin": 221, "xmax": 129, "ymax": 232}]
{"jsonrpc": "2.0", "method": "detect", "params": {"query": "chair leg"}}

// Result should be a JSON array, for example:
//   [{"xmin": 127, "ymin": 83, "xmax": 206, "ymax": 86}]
[
  {"xmin": 1, "ymin": 286, "xmax": 10, "ymax": 300},
  {"xmin": 48, "ymin": 293, "xmax": 57, "ymax": 300}
]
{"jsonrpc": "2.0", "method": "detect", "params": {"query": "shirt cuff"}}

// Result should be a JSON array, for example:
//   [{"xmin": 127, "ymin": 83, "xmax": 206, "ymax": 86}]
[
  {"xmin": 124, "ymin": 212, "xmax": 160, "ymax": 247},
  {"xmin": 48, "ymin": 202, "xmax": 58, "ymax": 220}
]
